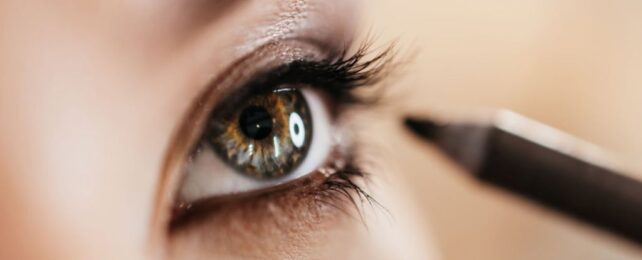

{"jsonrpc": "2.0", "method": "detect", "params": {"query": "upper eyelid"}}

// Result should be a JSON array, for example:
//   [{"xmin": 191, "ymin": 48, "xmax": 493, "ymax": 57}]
[
  {"xmin": 195, "ymin": 39, "xmax": 335, "ymax": 113},
  {"xmin": 170, "ymin": 167, "xmax": 331, "ymax": 229},
  {"xmin": 177, "ymin": 39, "xmax": 335, "ymax": 158}
]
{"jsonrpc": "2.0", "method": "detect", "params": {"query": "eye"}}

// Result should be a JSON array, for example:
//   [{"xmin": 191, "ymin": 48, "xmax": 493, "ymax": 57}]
[
  {"xmin": 178, "ymin": 87, "xmax": 333, "ymax": 203},
  {"xmin": 163, "ymin": 42, "xmax": 395, "ymax": 232}
]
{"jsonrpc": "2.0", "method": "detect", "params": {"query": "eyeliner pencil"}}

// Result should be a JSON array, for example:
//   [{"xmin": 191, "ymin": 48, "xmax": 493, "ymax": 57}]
[{"xmin": 405, "ymin": 110, "xmax": 642, "ymax": 244}]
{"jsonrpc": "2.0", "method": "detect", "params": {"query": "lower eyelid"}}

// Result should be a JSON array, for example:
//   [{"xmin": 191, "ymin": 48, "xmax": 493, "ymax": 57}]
[{"xmin": 169, "ymin": 154, "xmax": 367, "ymax": 232}]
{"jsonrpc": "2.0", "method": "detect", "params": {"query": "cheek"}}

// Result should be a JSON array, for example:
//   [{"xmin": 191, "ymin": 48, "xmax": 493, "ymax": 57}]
[{"xmin": 0, "ymin": 4, "xmax": 210, "ymax": 259}]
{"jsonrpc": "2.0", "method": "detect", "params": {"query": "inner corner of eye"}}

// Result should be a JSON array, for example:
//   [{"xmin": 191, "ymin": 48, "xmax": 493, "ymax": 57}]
[{"xmin": 177, "ymin": 87, "xmax": 334, "ymax": 203}]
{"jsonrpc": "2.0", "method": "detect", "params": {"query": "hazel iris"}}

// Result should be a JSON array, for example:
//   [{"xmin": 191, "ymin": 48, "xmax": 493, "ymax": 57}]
[{"xmin": 206, "ymin": 88, "xmax": 312, "ymax": 179}]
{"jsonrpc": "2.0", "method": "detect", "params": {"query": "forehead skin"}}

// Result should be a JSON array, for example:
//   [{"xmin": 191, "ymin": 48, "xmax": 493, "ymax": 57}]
[{"xmin": 0, "ymin": 0, "xmax": 364, "ymax": 259}]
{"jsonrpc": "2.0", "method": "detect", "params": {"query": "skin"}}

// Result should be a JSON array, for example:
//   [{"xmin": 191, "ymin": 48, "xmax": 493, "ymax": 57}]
[{"xmin": 0, "ymin": 0, "xmax": 435, "ymax": 259}]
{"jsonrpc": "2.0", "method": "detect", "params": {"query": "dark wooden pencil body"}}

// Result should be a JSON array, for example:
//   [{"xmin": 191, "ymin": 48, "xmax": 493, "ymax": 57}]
[
  {"xmin": 406, "ymin": 112, "xmax": 642, "ymax": 244},
  {"xmin": 483, "ymin": 127, "xmax": 642, "ymax": 243}
]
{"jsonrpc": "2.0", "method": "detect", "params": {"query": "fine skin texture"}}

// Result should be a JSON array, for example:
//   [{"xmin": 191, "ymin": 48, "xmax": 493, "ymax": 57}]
[{"xmin": 0, "ymin": 0, "xmax": 434, "ymax": 259}]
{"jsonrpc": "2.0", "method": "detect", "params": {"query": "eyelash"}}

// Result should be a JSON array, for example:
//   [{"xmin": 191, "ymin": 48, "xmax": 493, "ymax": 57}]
[
  {"xmin": 170, "ymin": 40, "xmax": 395, "ymax": 229},
  {"xmin": 281, "ymin": 43, "xmax": 395, "ymax": 106}
]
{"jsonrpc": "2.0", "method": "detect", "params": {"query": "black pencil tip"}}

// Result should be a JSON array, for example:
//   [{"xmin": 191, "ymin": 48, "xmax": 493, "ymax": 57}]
[{"xmin": 404, "ymin": 117, "xmax": 441, "ymax": 140}]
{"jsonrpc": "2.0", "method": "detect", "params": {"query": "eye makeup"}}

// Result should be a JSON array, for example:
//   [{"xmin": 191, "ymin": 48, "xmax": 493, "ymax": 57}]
[{"xmin": 160, "ymin": 39, "xmax": 395, "ymax": 237}]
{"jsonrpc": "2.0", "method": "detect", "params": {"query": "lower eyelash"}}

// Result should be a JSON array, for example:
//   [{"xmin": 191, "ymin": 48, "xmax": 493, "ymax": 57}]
[
  {"xmin": 168, "ymin": 154, "xmax": 375, "ymax": 232},
  {"xmin": 313, "ymin": 161, "xmax": 380, "ymax": 223}
]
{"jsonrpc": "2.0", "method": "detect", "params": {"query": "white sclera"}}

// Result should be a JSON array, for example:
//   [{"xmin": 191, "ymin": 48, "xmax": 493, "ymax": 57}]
[{"xmin": 179, "ymin": 89, "xmax": 333, "ymax": 203}]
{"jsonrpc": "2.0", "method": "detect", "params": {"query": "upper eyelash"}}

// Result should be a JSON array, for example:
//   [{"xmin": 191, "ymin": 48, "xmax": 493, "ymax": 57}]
[
  {"xmin": 287, "ymin": 40, "xmax": 398, "ymax": 105},
  {"xmin": 223, "ymin": 40, "xmax": 398, "ymax": 114}
]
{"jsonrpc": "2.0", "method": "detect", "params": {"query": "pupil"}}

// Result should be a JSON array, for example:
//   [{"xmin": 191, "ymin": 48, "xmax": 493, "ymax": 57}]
[
  {"xmin": 294, "ymin": 124, "xmax": 300, "ymax": 134},
  {"xmin": 238, "ymin": 106, "xmax": 273, "ymax": 140}
]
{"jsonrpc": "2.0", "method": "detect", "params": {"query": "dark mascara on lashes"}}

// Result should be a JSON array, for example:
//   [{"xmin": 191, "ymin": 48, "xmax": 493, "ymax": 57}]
[{"xmin": 212, "ymin": 41, "xmax": 397, "ymax": 118}]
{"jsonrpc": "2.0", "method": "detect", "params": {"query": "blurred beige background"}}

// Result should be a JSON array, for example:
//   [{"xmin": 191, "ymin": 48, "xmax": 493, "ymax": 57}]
[{"xmin": 362, "ymin": 1, "xmax": 642, "ymax": 259}]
